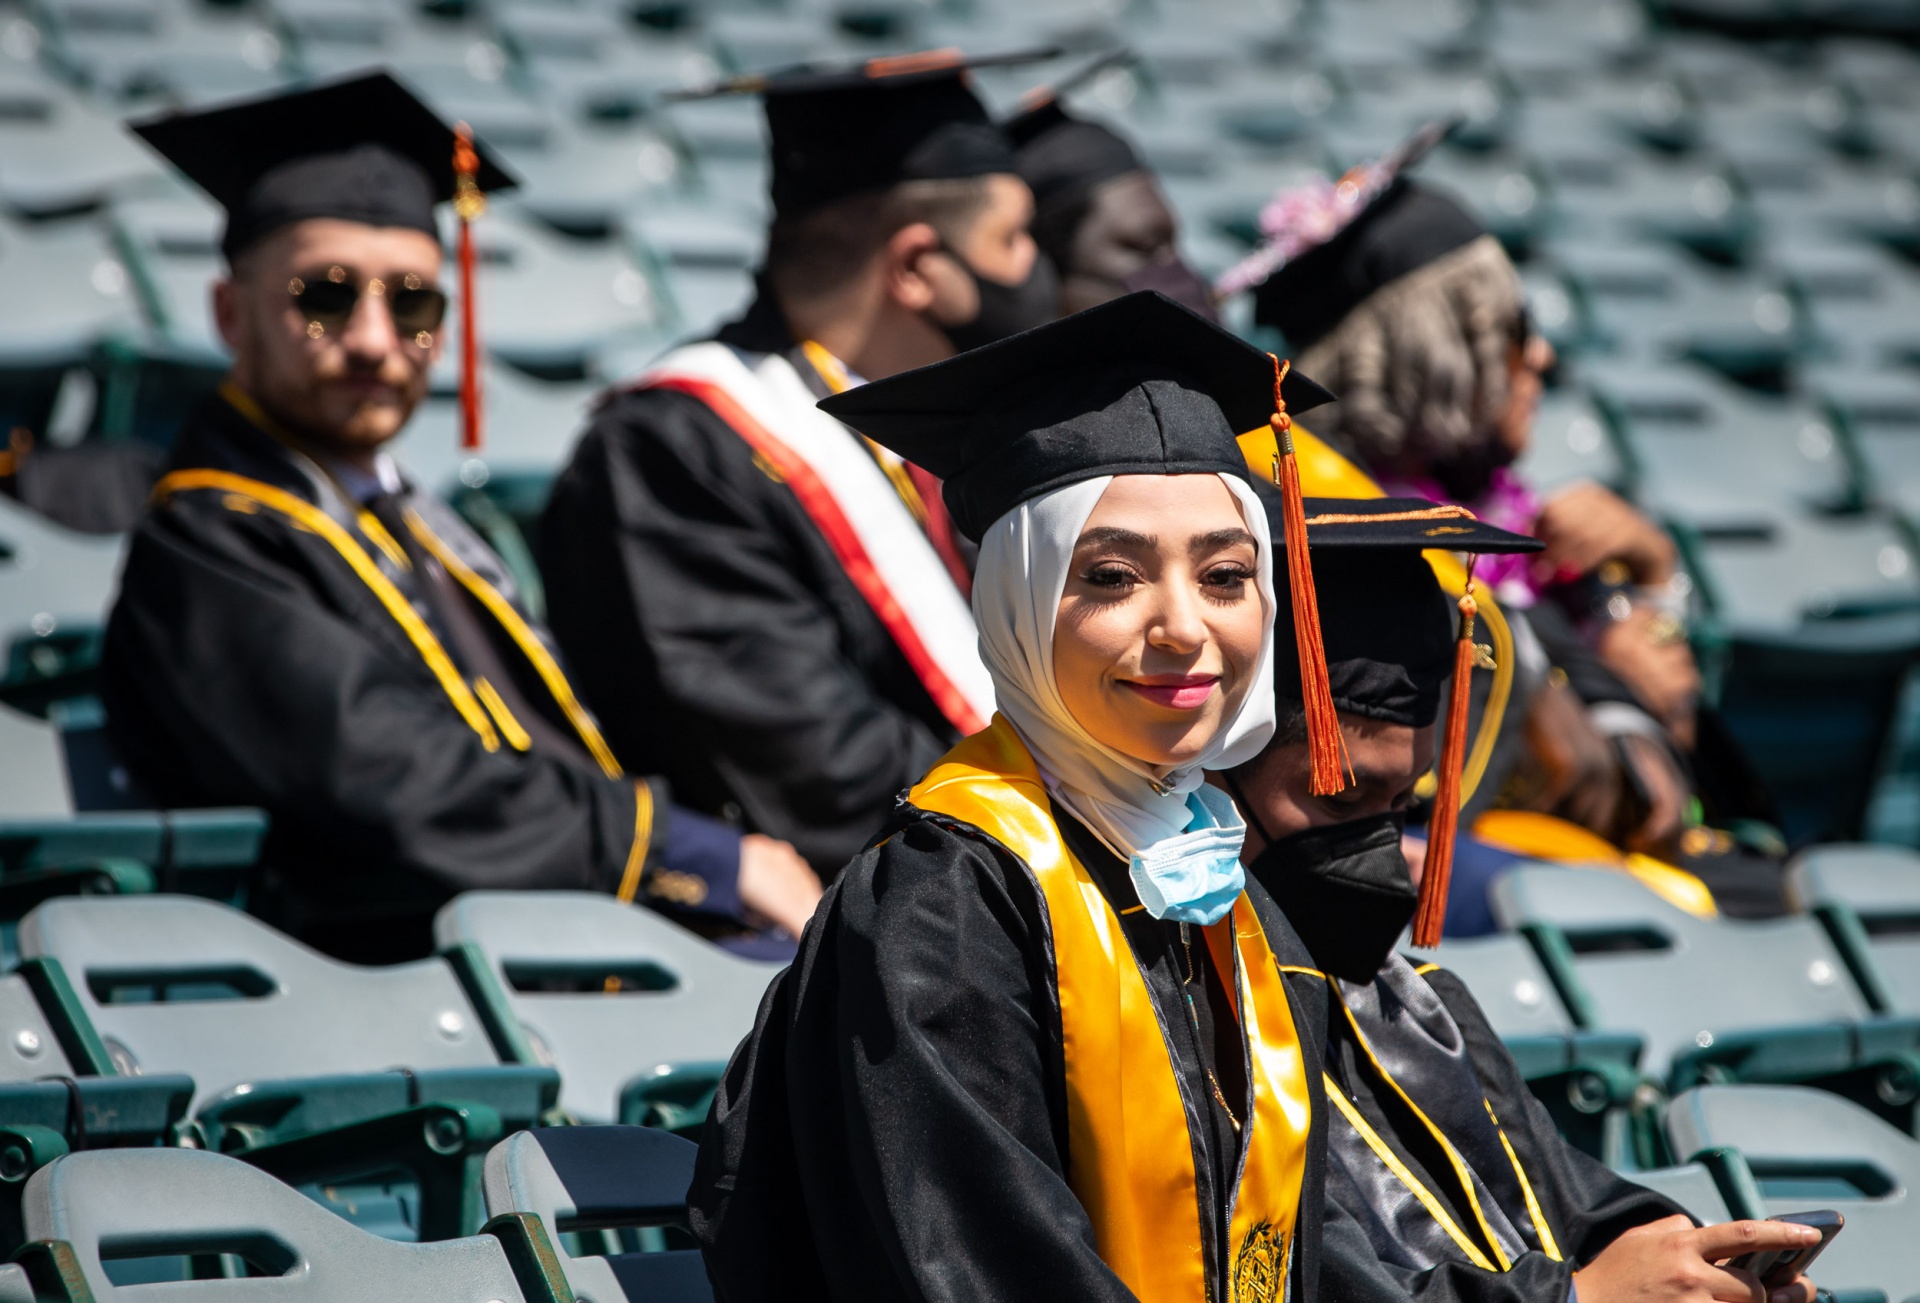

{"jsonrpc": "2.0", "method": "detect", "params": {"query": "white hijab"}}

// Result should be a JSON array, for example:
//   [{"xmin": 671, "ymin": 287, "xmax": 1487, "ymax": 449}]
[{"xmin": 972, "ymin": 472, "xmax": 1278, "ymax": 860}]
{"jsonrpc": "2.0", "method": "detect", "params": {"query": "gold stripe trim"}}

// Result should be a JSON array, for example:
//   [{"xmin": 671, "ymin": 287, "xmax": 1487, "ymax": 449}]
[
  {"xmin": 1483, "ymin": 1098, "xmax": 1564, "ymax": 1262},
  {"xmin": 356, "ymin": 509, "xmax": 411, "ymax": 569},
  {"xmin": 616, "ymin": 781, "xmax": 655, "ymax": 903},
  {"xmin": 1324, "ymin": 1077, "xmax": 1500, "ymax": 1273},
  {"xmin": 153, "ymin": 469, "xmax": 500, "ymax": 752},
  {"xmin": 1276, "ymin": 965, "xmax": 1329, "ymax": 979},
  {"xmin": 474, "ymin": 677, "xmax": 532, "ymax": 752},
  {"xmin": 1303, "ymin": 505, "xmax": 1478, "ymax": 526},
  {"xmin": 1336, "ymin": 995, "xmax": 1514, "ymax": 1270},
  {"xmin": 1414, "ymin": 962, "xmax": 1442, "ymax": 975},
  {"xmin": 403, "ymin": 510, "xmax": 624, "ymax": 779}
]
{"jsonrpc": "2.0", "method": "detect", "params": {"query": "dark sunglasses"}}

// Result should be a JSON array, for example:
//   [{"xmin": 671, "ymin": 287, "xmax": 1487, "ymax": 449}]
[{"xmin": 286, "ymin": 266, "xmax": 449, "ymax": 345}]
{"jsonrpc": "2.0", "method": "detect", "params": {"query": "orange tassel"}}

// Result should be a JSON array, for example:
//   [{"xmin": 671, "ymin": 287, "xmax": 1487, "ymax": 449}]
[
  {"xmin": 1269, "ymin": 355, "xmax": 1350, "ymax": 796},
  {"xmin": 453, "ymin": 123, "xmax": 486, "ymax": 453},
  {"xmin": 1413, "ymin": 574, "xmax": 1479, "ymax": 948}
]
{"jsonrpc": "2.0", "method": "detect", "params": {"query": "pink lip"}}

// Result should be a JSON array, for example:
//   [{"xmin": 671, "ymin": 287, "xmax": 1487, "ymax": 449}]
[{"xmin": 1122, "ymin": 675, "xmax": 1219, "ymax": 710}]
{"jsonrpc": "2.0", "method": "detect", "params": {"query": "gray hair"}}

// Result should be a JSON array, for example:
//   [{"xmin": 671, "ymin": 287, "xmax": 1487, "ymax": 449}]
[{"xmin": 1297, "ymin": 235, "xmax": 1524, "ymax": 475}]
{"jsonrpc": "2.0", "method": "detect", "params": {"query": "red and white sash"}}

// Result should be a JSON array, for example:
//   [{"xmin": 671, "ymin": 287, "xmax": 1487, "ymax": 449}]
[{"xmin": 636, "ymin": 341, "xmax": 995, "ymax": 735}]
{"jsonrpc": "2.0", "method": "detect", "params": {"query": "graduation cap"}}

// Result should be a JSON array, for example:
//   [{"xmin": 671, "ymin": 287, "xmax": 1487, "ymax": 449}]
[
  {"xmin": 1253, "ymin": 490, "xmax": 1542, "ymax": 947},
  {"xmin": 1004, "ymin": 50, "xmax": 1141, "ymax": 220},
  {"xmin": 670, "ymin": 48, "xmax": 1058, "ymax": 219},
  {"xmin": 1212, "ymin": 118, "xmax": 1477, "ymax": 349},
  {"xmin": 130, "ymin": 71, "xmax": 516, "ymax": 263}
]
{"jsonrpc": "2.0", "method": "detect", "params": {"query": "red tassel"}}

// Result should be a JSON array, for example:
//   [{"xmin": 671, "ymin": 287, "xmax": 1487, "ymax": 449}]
[
  {"xmin": 1269, "ymin": 355, "xmax": 1350, "ymax": 796},
  {"xmin": 453, "ymin": 123, "xmax": 485, "ymax": 453},
  {"xmin": 1413, "ymin": 573, "xmax": 1480, "ymax": 948}
]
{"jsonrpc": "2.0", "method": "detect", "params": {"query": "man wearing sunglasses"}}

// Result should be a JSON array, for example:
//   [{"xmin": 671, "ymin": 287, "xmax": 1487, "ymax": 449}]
[{"xmin": 100, "ymin": 73, "xmax": 822, "ymax": 964}]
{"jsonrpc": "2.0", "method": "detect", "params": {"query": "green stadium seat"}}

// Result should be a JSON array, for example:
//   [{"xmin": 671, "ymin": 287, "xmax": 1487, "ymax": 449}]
[
  {"xmin": 1667, "ymin": 1084, "xmax": 1920, "ymax": 1302},
  {"xmin": 1622, "ymin": 1161, "xmax": 1733, "ymax": 1224},
  {"xmin": 1405, "ymin": 932, "xmax": 1648, "ymax": 1164},
  {"xmin": 1583, "ymin": 361, "xmax": 1857, "ymax": 527},
  {"xmin": 1789, "ymin": 844, "xmax": 1920, "ymax": 1016},
  {"xmin": 17, "ymin": 1148, "xmax": 571, "ymax": 1299},
  {"xmin": 17, "ymin": 896, "xmax": 561, "ymax": 1239},
  {"xmin": 435, "ymin": 891, "xmax": 778, "ymax": 1127},
  {"xmin": 0, "ymin": 213, "xmax": 146, "ymax": 364},
  {"xmin": 1490, "ymin": 865, "xmax": 1920, "ymax": 1117},
  {"xmin": 624, "ymin": 200, "xmax": 761, "ymax": 340},
  {"xmin": 1808, "ymin": 364, "xmax": 1920, "ymax": 517},
  {"xmin": 1536, "ymin": 152, "xmax": 1755, "ymax": 261},
  {"xmin": 1513, "ymin": 382, "xmax": 1624, "ymax": 495},
  {"xmin": 1677, "ymin": 512, "xmax": 1920, "ymax": 633},
  {"xmin": 483, "ymin": 1125, "xmax": 712, "ymax": 1302},
  {"xmin": 0, "ymin": 72, "xmax": 162, "ymax": 217},
  {"xmin": 0, "ymin": 498, "xmax": 123, "ymax": 714},
  {"xmin": 107, "ymin": 193, "xmax": 226, "ymax": 364},
  {"xmin": 1774, "ymin": 246, "xmax": 1920, "ymax": 367}
]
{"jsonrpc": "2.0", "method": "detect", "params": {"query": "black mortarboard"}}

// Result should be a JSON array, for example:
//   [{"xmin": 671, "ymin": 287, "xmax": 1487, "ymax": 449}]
[
  {"xmin": 1253, "ymin": 178, "xmax": 1486, "ymax": 351},
  {"xmin": 1257, "ymin": 492, "xmax": 1540, "ymax": 727},
  {"xmin": 131, "ymin": 71, "xmax": 516, "ymax": 262},
  {"xmin": 1005, "ymin": 52, "xmax": 1142, "ymax": 222},
  {"xmin": 673, "ymin": 49, "xmax": 1056, "ymax": 219},
  {"xmin": 819, "ymin": 290, "xmax": 1334, "ymax": 542}
]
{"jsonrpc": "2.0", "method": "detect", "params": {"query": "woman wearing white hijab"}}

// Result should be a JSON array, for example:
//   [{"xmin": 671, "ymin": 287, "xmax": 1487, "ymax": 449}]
[{"xmin": 690, "ymin": 292, "xmax": 1341, "ymax": 1303}]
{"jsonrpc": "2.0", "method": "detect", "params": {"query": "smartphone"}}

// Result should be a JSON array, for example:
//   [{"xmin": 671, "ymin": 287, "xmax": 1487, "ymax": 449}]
[{"xmin": 1722, "ymin": 1210, "xmax": 1844, "ymax": 1288}]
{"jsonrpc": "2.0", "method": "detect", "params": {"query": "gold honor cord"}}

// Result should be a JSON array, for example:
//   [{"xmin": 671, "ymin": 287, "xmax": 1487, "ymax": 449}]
[
  {"xmin": 1279, "ymin": 964, "xmax": 1561, "ymax": 1270},
  {"xmin": 152, "ymin": 470, "xmax": 501, "ymax": 753},
  {"xmin": 1483, "ymin": 1099, "xmax": 1564, "ymax": 1262},
  {"xmin": 402, "ymin": 510, "xmax": 624, "ymax": 780},
  {"xmin": 1323, "ymin": 1083, "xmax": 1500, "ymax": 1273},
  {"xmin": 616, "ymin": 780, "xmax": 654, "ymax": 904}
]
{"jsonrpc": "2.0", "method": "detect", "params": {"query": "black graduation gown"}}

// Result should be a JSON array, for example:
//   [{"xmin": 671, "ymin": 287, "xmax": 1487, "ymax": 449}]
[
  {"xmin": 3, "ymin": 441, "xmax": 165, "ymax": 535},
  {"xmin": 539, "ymin": 290, "xmax": 959, "ymax": 875},
  {"xmin": 1306, "ymin": 958, "xmax": 1686, "ymax": 1301},
  {"xmin": 101, "ymin": 392, "xmax": 721, "ymax": 963},
  {"xmin": 690, "ymin": 799, "xmax": 1332, "ymax": 1303}
]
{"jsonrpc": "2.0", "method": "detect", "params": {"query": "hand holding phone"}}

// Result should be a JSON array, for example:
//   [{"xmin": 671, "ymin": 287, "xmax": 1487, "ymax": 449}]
[{"xmin": 1721, "ymin": 1210, "xmax": 1843, "ymax": 1290}]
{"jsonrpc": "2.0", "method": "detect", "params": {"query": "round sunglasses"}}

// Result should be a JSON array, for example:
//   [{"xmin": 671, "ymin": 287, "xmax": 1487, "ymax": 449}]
[{"xmin": 286, "ymin": 266, "xmax": 449, "ymax": 346}]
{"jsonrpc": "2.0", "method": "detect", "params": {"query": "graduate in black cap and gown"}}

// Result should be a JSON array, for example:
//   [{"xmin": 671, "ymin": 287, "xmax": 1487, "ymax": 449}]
[
  {"xmin": 692, "ymin": 292, "xmax": 1340, "ymax": 1302},
  {"xmin": 1213, "ymin": 497, "xmax": 1822, "ymax": 1302},
  {"xmin": 102, "ymin": 72, "xmax": 822, "ymax": 962},
  {"xmin": 540, "ymin": 51, "xmax": 1061, "ymax": 878},
  {"xmin": 1005, "ymin": 55, "xmax": 1220, "ymax": 319}
]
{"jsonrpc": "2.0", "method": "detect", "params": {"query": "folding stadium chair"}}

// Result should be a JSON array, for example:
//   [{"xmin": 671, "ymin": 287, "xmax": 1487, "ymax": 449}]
[
  {"xmin": 1622, "ymin": 1162, "xmax": 1733, "ymax": 1224},
  {"xmin": 1582, "ymin": 360, "xmax": 1864, "ymax": 528},
  {"xmin": 484, "ymin": 1126, "xmax": 713, "ymax": 1303},
  {"xmin": 1807, "ymin": 363, "xmax": 1920, "ymax": 518},
  {"xmin": 0, "ymin": 963, "xmax": 193, "ymax": 1254},
  {"xmin": 1667, "ymin": 1085, "xmax": 1919, "ymax": 1302},
  {"xmin": 0, "ymin": 213, "xmax": 145, "ymax": 366},
  {"xmin": 0, "ymin": 74, "xmax": 161, "ymax": 217},
  {"xmin": 624, "ymin": 202, "xmax": 761, "ymax": 341},
  {"xmin": 1707, "ymin": 613, "xmax": 1920, "ymax": 843},
  {"xmin": 1789, "ymin": 844, "xmax": 1920, "ymax": 1018},
  {"xmin": 16, "ymin": 896, "xmax": 562, "ymax": 1240},
  {"xmin": 435, "ymin": 891, "xmax": 780, "ymax": 1129},
  {"xmin": 1406, "ymin": 933, "xmax": 1648, "ymax": 1165},
  {"xmin": 1512, "ymin": 385, "xmax": 1623, "ymax": 496},
  {"xmin": 0, "ymin": 498, "xmax": 124, "ymax": 713},
  {"xmin": 16, "ymin": 1148, "xmax": 572, "ymax": 1300},
  {"xmin": 1490, "ymin": 866, "xmax": 1920, "ymax": 1129},
  {"xmin": 0, "ymin": 807, "xmax": 265, "ymax": 914}
]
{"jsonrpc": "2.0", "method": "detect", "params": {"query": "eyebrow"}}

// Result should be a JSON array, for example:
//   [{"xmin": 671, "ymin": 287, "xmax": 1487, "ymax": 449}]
[
  {"xmin": 1193, "ymin": 528, "xmax": 1257, "ymax": 555},
  {"xmin": 1076, "ymin": 526, "xmax": 1155, "ymax": 549}
]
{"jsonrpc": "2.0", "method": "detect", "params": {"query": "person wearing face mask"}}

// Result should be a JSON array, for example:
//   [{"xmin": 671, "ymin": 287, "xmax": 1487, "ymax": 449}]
[
  {"xmin": 689, "ymin": 292, "xmax": 1342, "ymax": 1301},
  {"xmin": 540, "ymin": 51, "xmax": 1060, "ymax": 881},
  {"xmin": 1005, "ymin": 67, "xmax": 1220, "ymax": 319},
  {"xmin": 1213, "ymin": 493, "xmax": 1823, "ymax": 1303}
]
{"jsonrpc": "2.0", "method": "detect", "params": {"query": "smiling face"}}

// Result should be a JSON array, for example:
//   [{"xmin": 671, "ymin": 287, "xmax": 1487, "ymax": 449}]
[
  {"xmin": 215, "ymin": 217, "xmax": 445, "ymax": 458},
  {"xmin": 1052, "ymin": 474, "xmax": 1268, "ymax": 772}
]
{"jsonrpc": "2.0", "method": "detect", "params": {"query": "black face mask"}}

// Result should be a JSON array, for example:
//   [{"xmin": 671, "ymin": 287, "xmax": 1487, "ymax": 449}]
[
  {"xmin": 937, "ymin": 247, "xmax": 1060, "ymax": 352},
  {"xmin": 1119, "ymin": 259, "xmax": 1218, "ymax": 322},
  {"xmin": 1246, "ymin": 811, "xmax": 1415, "ymax": 983}
]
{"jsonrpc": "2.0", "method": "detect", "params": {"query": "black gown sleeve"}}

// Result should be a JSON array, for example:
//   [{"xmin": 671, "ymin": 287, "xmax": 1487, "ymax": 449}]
[
  {"xmin": 691, "ymin": 813, "xmax": 1137, "ymax": 1303},
  {"xmin": 540, "ymin": 389, "xmax": 951, "ymax": 873},
  {"xmin": 103, "ymin": 491, "xmax": 646, "ymax": 901}
]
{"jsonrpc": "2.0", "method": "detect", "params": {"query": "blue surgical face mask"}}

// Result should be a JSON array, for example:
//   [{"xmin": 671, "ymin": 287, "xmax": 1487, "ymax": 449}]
[{"xmin": 1128, "ymin": 783, "xmax": 1248, "ymax": 926}]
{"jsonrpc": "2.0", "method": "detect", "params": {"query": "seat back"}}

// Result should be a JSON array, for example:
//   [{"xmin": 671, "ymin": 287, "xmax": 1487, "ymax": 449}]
[
  {"xmin": 1667, "ymin": 1084, "xmax": 1918, "ymax": 1299},
  {"xmin": 0, "ymin": 973, "xmax": 75, "ymax": 1083},
  {"xmin": 484, "ymin": 1125, "xmax": 711, "ymax": 1303},
  {"xmin": 1403, "ymin": 933, "xmax": 1575, "ymax": 1038},
  {"xmin": 1625, "ymin": 1163, "xmax": 1732, "ymax": 1224},
  {"xmin": 436, "ymin": 892, "xmax": 777, "ymax": 1120},
  {"xmin": 23, "ymin": 1149, "xmax": 532, "ymax": 1302},
  {"xmin": 1491, "ymin": 867, "xmax": 1866, "ymax": 1077},
  {"xmin": 20, "ymin": 896, "xmax": 500, "ymax": 1111},
  {"xmin": 1790, "ymin": 844, "xmax": 1920, "ymax": 1013}
]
